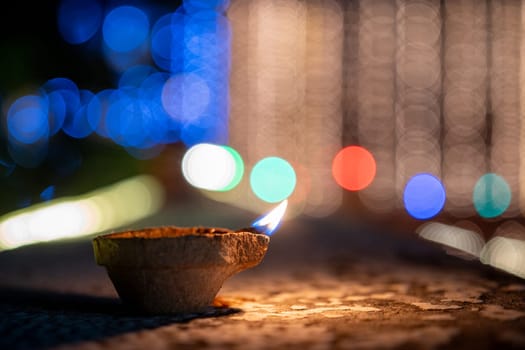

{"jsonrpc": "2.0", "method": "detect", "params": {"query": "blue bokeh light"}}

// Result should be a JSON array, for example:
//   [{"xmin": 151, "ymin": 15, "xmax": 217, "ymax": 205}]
[
  {"xmin": 106, "ymin": 89, "xmax": 154, "ymax": 148},
  {"xmin": 86, "ymin": 89, "xmax": 107, "ymax": 137},
  {"xmin": 139, "ymin": 72, "xmax": 170, "ymax": 101},
  {"xmin": 150, "ymin": 12, "xmax": 185, "ymax": 72},
  {"xmin": 140, "ymin": 72, "xmax": 180, "ymax": 144},
  {"xmin": 180, "ymin": 118, "xmax": 228, "ymax": 146},
  {"xmin": 119, "ymin": 65, "xmax": 158, "ymax": 88},
  {"xmin": 161, "ymin": 73, "xmax": 211, "ymax": 123},
  {"xmin": 148, "ymin": 4, "xmax": 231, "ymax": 146},
  {"xmin": 403, "ymin": 173, "xmax": 446, "ymax": 220},
  {"xmin": 58, "ymin": 0, "xmax": 103, "ymax": 44},
  {"xmin": 103, "ymin": 43, "xmax": 149, "ymax": 73},
  {"xmin": 40, "ymin": 185, "xmax": 55, "ymax": 201},
  {"xmin": 42, "ymin": 77, "xmax": 79, "ymax": 95},
  {"xmin": 41, "ymin": 78, "xmax": 82, "ymax": 138},
  {"xmin": 62, "ymin": 90, "xmax": 95, "ymax": 138},
  {"xmin": 180, "ymin": 9, "xmax": 231, "ymax": 144},
  {"xmin": 4, "ymin": 2, "xmax": 232, "ymax": 163},
  {"xmin": 184, "ymin": 0, "xmax": 230, "ymax": 13},
  {"xmin": 103, "ymin": 6, "xmax": 149, "ymax": 53},
  {"xmin": 7, "ymin": 95, "xmax": 49, "ymax": 144},
  {"xmin": 7, "ymin": 91, "xmax": 52, "ymax": 168},
  {"xmin": 44, "ymin": 91, "xmax": 67, "ymax": 135}
]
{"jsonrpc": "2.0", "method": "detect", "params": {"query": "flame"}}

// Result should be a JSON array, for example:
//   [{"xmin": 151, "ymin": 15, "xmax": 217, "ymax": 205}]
[{"xmin": 251, "ymin": 200, "xmax": 288, "ymax": 236}]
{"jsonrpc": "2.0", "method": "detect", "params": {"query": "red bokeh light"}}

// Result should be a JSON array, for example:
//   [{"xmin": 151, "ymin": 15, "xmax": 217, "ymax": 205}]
[{"xmin": 332, "ymin": 146, "xmax": 376, "ymax": 191}]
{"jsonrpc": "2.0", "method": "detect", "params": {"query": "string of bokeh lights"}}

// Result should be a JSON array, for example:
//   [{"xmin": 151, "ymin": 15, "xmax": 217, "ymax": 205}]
[
  {"xmin": 181, "ymin": 142, "xmax": 514, "ymax": 223},
  {"xmin": 5, "ymin": 0, "xmax": 231, "ymax": 166},
  {"xmin": 2, "ymin": 0, "xmax": 518, "ymax": 222}
]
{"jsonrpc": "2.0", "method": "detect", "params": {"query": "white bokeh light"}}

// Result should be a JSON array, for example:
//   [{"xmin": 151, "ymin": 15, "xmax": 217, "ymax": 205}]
[
  {"xmin": 481, "ymin": 236, "xmax": 525, "ymax": 279},
  {"xmin": 417, "ymin": 222, "xmax": 485, "ymax": 258},
  {"xmin": 182, "ymin": 143, "xmax": 237, "ymax": 191}
]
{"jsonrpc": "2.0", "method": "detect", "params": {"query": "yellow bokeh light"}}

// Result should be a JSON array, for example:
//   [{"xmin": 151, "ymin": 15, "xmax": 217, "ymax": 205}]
[{"xmin": 0, "ymin": 175, "xmax": 164, "ymax": 251}]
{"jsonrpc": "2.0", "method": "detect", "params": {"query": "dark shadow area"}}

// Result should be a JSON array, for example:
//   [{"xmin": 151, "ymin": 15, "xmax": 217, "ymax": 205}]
[{"xmin": 0, "ymin": 287, "xmax": 240, "ymax": 350}]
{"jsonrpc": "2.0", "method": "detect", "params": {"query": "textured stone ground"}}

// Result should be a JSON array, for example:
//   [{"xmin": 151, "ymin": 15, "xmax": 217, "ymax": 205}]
[{"xmin": 0, "ymin": 201, "xmax": 524, "ymax": 349}]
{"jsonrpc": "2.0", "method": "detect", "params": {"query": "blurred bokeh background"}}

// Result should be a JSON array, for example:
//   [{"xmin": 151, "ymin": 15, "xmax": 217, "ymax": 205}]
[{"xmin": 1, "ymin": 0, "xmax": 525, "ymax": 279}]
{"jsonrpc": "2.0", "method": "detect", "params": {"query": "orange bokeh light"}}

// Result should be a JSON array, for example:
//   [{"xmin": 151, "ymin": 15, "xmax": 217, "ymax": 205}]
[{"xmin": 332, "ymin": 146, "xmax": 376, "ymax": 191}]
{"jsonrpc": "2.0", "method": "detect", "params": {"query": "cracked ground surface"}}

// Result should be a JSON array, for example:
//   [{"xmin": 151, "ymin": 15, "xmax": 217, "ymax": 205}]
[{"xmin": 0, "ymin": 200, "xmax": 524, "ymax": 349}]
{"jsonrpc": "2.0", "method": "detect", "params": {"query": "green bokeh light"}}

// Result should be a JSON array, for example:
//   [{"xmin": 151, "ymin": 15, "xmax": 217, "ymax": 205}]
[
  {"xmin": 250, "ymin": 157, "xmax": 296, "ymax": 203},
  {"xmin": 219, "ymin": 146, "xmax": 244, "ymax": 191},
  {"xmin": 473, "ymin": 173, "xmax": 511, "ymax": 218}
]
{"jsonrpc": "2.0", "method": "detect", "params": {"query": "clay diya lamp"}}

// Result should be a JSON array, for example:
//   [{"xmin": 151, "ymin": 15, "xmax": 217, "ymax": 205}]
[{"xmin": 93, "ymin": 200, "xmax": 287, "ymax": 314}]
